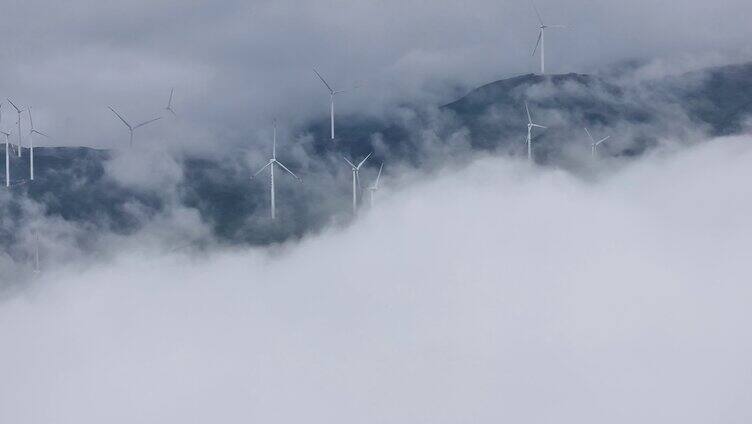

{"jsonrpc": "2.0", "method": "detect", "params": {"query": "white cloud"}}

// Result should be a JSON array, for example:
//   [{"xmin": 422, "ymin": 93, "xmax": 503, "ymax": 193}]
[
  {"xmin": 2, "ymin": 134, "xmax": 752, "ymax": 422},
  {"xmin": 104, "ymin": 149, "xmax": 184, "ymax": 192}
]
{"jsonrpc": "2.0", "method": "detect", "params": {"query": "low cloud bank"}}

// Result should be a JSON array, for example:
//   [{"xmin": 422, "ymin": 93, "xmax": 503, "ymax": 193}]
[
  {"xmin": 2, "ymin": 59, "xmax": 751, "ymax": 277},
  {"xmin": 1, "ymin": 135, "xmax": 751, "ymax": 423}
]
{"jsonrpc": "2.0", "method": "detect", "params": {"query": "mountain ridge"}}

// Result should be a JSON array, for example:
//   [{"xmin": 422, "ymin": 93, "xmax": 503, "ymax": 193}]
[{"xmin": 2, "ymin": 61, "xmax": 751, "ymax": 269}]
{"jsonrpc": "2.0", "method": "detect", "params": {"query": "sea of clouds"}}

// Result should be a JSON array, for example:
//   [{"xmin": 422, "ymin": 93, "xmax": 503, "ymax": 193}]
[{"xmin": 1, "ymin": 134, "xmax": 751, "ymax": 423}]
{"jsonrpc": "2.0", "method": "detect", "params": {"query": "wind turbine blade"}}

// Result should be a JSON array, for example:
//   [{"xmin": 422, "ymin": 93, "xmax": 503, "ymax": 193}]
[
  {"xmin": 525, "ymin": 102, "xmax": 532, "ymax": 123},
  {"xmin": 343, "ymin": 157, "xmax": 357, "ymax": 168},
  {"xmin": 532, "ymin": 124, "xmax": 547, "ymax": 129},
  {"xmin": 356, "ymin": 152, "xmax": 372, "ymax": 169},
  {"xmin": 251, "ymin": 161, "xmax": 272, "ymax": 178},
  {"xmin": 334, "ymin": 82, "xmax": 365, "ymax": 95},
  {"xmin": 548, "ymin": 24, "xmax": 567, "ymax": 28},
  {"xmin": 27, "ymin": 107, "xmax": 34, "ymax": 129},
  {"xmin": 596, "ymin": 136, "xmax": 611, "ymax": 146},
  {"xmin": 313, "ymin": 68, "xmax": 334, "ymax": 94},
  {"xmin": 584, "ymin": 127, "xmax": 594, "ymax": 143},
  {"xmin": 275, "ymin": 161, "xmax": 301, "ymax": 181},
  {"xmin": 108, "ymin": 106, "xmax": 132, "ymax": 130},
  {"xmin": 165, "ymin": 88, "xmax": 177, "ymax": 115},
  {"xmin": 33, "ymin": 130, "xmax": 51, "ymax": 138},
  {"xmin": 7, "ymin": 98, "xmax": 22, "ymax": 113},
  {"xmin": 350, "ymin": 81, "xmax": 366, "ymax": 91},
  {"xmin": 530, "ymin": 0, "xmax": 544, "ymax": 25},
  {"xmin": 272, "ymin": 119, "xmax": 277, "ymax": 158},
  {"xmin": 532, "ymin": 30, "xmax": 542, "ymax": 56},
  {"xmin": 134, "ymin": 117, "xmax": 162, "ymax": 129},
  {"xmin": 374, "ymin": 162, "xmax": 383, "ymax": 188}
]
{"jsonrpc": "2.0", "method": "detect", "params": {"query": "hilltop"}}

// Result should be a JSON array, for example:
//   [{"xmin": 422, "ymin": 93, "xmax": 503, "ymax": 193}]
[{"xmin": 1, "ymin": 62, "xmax": 751, "ymax": 265}]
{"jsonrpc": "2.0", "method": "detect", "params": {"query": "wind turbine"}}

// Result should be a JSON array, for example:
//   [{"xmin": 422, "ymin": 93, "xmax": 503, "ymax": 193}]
[
  {"xmin": 531, "ymin": 0, "xmax": 565, "ymax": 75},
  {"xmin": 7, "ymin": 99, "xmax": 24, "ymax": 157},
  {"xmin": 251, "ymin": 120, "xmax": 302, "ymax": 220},
  {"xmin": 525, "ymin": 102, "xmax": 546, "ymax": 161},
  {"xmin": 314, "ymin": 68, "xmax": 358, "ymax": 141},
  {"xmin": 108, "ymin": 106, "xmax": 162, "ymax": 148},
  {"xmin": 343, "ymin": 153, "xmax": 372, "ymax": 213},
  {"xmin": 165, "ymin": 88, "xmax": 176, "ymax": 116},
  {"xmin": 33, "ymin": 232, "xmax": 41, "ymax": 274},
  {"xmin": 368, "ymin": 162, "xmax": 384, "ymax": 208},
  {"xmin": 27, "ymin": 107, "xmax": 50, "ymax": 181},
  {"xmin": 1, "ymin": 130, "xmax": 11, "ymax": 187},
  {"xmin": 585, "ymin": 128, "xmax": 610, "ymax": 158}
]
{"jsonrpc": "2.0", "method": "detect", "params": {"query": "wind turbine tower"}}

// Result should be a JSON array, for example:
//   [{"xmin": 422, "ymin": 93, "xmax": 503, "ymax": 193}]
[
  {"xmin": 368, "ymin": 162, "xmax": 384, "ymax": 207},
  {"xmin": 108, "ymin": 106, "xmax": 162, "ymax": 148},
  {"xmin": 525, "ymin": 102, "xmax": 547, "ymax": 161},
  {"xmin": 251, "ymin": 120, "xmax": 302, "ymax": 219},
  {"xmin": 7, "ymin": 99, "xmax": 24, "ymax": 157},
  {"xmin": 344, "ymin": 153, "xmax": 372, "ymax": 213},
  {"xmin": 585, "ymin": 128, "xmax": 611, "ymax": 158},
  {"xmin": 1, "ymin": 130, "xmax": 11, "ymax": 187},
  {"xmin": 531, "ymin": 0, "xmax": 565, "ymax": 75},
  {"xmin": 28, "ymin": 107, "xmax": 50, "ymax": 181},
  {"xmin": 33, "ymin": 232, "xmax": 41, "ymax": 274},
  {"xmin": 314, "ymin": 68, "xmax": 358, "ymax": 141}
]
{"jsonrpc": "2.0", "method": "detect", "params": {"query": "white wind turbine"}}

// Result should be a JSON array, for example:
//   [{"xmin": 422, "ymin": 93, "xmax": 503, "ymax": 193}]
[
  {"xmin": 165, "ymin": 88, "xmax": 176, "ymax": 116},
  {"xmin": 33, "ymin": 232, "xmax": 41, "ymax": 274},
  {"xmin": 585, "ymin": 127, "xmax": 610, "ymax": 158},
  {"xmin": 343, "ymin": 153, "xmax": 372, "ymax": 213},
  {"xmin": 27, "ymin": 107, "xmax": 50, "ymax": 181},
  {"xmin": 251, "ymin": 120, "xmax": 302, "ymax": 220},
  {"xmin": 368, "ymin": 162, "xmax": 384, "ymax": 207},
  {"xmin": 7, "ymin": 98, "xmax": 24, "ymax": 157},
  {"xmin": 1, "ymin": 130, "xmax": 11, "ymax": 187},
  {"xmin": 314, "ymin": 68, "xmax": 358, "ymax": 141},
  {"xmin": 525, "ymin": 102, "xmax": 546, "ymax": 161},
  {"xmin": 108, "ymin": 106, "xmax": 162, "ymax": 148},
  {"xmin": 531, "ymin": 0, "xmax": 565, "ymax": 75}
]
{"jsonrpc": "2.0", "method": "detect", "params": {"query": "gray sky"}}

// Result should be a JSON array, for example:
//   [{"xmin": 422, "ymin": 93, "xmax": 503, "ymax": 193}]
[{"xmin": 0, "ymin": 0, "xmax": 750, "ymax": 148}]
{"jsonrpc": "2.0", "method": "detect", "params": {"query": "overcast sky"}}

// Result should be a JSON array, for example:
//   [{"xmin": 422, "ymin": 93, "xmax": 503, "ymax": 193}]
[{"xmin": 0, "ymin": 0, "xmax": 750, "ymax": 148}]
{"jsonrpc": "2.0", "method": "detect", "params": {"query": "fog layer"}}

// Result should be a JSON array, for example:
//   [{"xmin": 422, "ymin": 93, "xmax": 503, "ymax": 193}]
[{"xmin": 1, "ymin": 135, "xmax": 752, "ymax": 423}]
